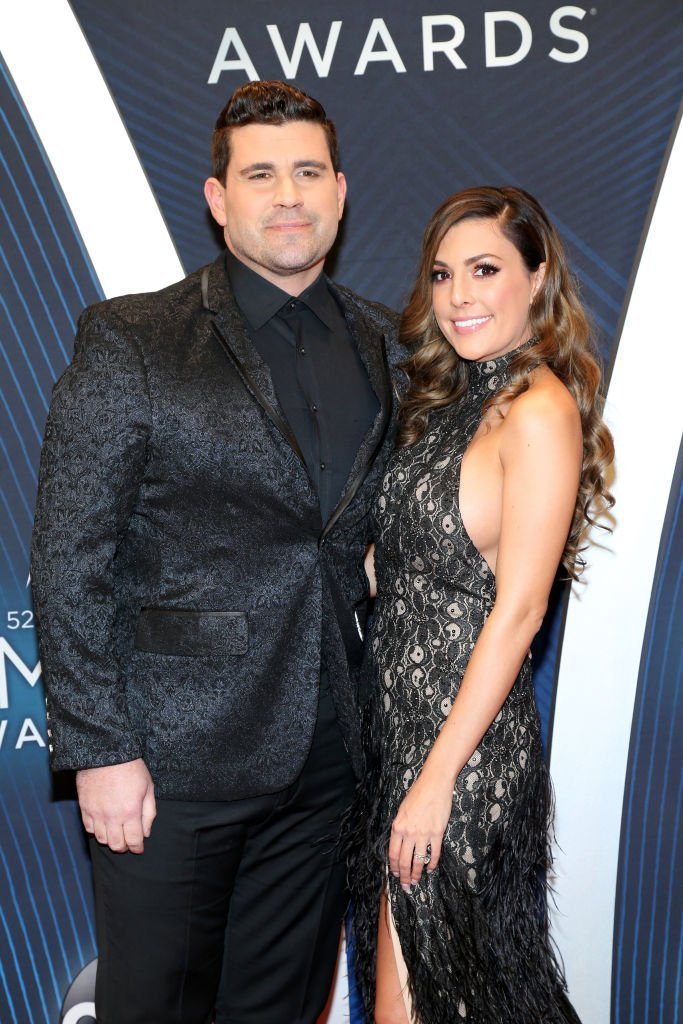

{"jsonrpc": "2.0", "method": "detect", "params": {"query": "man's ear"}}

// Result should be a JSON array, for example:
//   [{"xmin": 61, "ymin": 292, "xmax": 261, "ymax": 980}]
[
  {"xmin": 204, "ymin": 178, "xmax": 228, "ymax": 227},
  {"xmin": 336, "ymin": 172, "xmax": 347, "ymax": 220}
]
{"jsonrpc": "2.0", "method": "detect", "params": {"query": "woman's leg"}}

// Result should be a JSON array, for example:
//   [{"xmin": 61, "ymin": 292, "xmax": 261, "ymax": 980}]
[{"xmin": 374, "ymin": 890, "xmax": 413, "ymax": 1024}]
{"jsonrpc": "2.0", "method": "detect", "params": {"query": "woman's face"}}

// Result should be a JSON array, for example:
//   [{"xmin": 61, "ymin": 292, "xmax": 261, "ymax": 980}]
[{"xmin": 431, "ymin": 217, "xmax": 545, "ymax": 362}]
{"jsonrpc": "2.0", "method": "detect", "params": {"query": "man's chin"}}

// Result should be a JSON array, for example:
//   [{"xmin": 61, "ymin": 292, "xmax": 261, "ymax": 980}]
[{"xmin": 266, "ymin": 251, "xmax": 327, "ymax": 278}]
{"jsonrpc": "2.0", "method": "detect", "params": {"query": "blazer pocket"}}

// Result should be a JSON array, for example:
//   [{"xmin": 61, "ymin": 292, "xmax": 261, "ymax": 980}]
[{"xmin": 134, "ymin": 608, "xmax": 248, "ymax": 658}]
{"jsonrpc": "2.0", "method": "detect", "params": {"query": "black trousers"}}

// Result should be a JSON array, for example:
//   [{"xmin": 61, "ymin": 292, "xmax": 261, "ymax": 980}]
[{"xmin": 90, "ymin": 687, "xmax": 356, "ymax": 1024}]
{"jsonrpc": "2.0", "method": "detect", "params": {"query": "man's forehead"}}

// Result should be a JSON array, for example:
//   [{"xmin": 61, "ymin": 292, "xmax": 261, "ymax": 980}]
[{"xmin": 229, "ymin": 121, "xmax": 331, "ymax": 167}]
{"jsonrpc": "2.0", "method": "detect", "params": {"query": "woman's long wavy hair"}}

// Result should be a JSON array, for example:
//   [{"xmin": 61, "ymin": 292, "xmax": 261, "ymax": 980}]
[{"xmin": 398, "ymin": 185, "xmax": 614, "ymax": 578}]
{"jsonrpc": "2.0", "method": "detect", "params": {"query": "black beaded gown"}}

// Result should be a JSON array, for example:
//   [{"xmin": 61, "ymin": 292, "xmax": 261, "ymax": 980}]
[{"xmin": 348, "ymin": 346, "xmax": 581, "ymax": 1024}]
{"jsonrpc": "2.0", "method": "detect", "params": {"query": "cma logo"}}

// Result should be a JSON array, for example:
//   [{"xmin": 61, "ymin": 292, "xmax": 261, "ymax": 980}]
[
  {"xmin": 60, "ymin": 959, "xmax": 96, "ymax": 1024},
  {"xmin": 209, "ymin": 8, "xmax": 592, "ymax": 83},
  {"xmin": 0, "ymin": 636, "xmax": 47, "ymax": 751}
]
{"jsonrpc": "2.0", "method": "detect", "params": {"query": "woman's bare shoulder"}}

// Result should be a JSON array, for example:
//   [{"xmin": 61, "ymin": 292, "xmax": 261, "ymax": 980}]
[
  {"xmin": 498, "ymin": 367, "xmax": 582, "ymax": 465},
  {"xmin": 506, "ymin": 366, "xmax": 580, "ymax": 429}
]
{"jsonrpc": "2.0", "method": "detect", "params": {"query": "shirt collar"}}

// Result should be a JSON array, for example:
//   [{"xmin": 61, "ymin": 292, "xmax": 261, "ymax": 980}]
[
  {"xmin": 296, "ymin": 274, "xmax": 339, "ymax": 332},
  {"xmin": 225, "ymin": 250, "xmax": 337, "ymax": 331}
]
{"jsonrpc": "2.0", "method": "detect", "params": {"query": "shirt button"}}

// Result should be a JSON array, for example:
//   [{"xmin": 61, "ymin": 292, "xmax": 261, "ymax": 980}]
[
  {"xmin": 320, "ymin": 462, "xmax": 326, "ymax": 470},
  {"xmin": 299, "ymin": 347, "xmax": 306, "ymax": 355},
  {"xmin": 311, "ymin": 404, "xmax": 318, "ymax": 413},
  {"xmin": 288, "ymin": 300, "xmax": 297, "ymax": 311}
]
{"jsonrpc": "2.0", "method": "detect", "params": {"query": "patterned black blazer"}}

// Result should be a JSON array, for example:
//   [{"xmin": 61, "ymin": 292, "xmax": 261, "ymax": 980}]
[{"xmin": 31, "ymin": 254, "xmax": 401, "ymax": 800}]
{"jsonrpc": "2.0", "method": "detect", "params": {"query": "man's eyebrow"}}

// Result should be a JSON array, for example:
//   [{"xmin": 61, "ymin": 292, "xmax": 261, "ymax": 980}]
[
  {"xmin": 238, "ymin": 162, "xmax": 275, "ymax": 175},
  {"xmin": 292, "ymin": 160, "xmax": 328, "ymax": 170},
  {"xmin": 238, "ymin": 159, "xmax": 329, "ymax": 175}
]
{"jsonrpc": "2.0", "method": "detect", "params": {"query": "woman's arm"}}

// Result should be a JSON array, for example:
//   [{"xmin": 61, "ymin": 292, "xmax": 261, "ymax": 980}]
[{"xmin": 388, "ymin": 384, "xmax": 582, "ymax": 890}]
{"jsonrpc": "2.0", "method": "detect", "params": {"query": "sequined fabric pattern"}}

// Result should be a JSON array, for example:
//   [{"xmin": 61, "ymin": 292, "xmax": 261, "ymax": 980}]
[
  {"xmin": 348, "ymin": 345, "xmax": 581, "ymax": 1023},
  {"xmin": 371, "ymin": 356, "xmax": 540, "ymax": 882}
]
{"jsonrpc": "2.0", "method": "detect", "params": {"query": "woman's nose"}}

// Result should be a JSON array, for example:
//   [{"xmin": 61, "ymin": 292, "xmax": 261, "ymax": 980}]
[{"xmin": 449, "ymin": 273, "xmax": 473, "ymax": 307}]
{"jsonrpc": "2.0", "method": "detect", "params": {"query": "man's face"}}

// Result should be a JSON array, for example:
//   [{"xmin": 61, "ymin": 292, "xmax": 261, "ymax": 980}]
[{"xmin": 204, "ymin": 121, "xmax": 346, "ymax": 295}]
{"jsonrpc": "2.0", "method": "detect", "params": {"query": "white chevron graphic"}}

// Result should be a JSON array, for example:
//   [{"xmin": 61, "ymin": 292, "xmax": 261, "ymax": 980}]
[
  {"xmin": 550, "ymin": 108, "xmax": 683, "ymax": 1022},
  {"xmin": 0, "ymin": 0, "xmax": 184, "ymax": 298}
]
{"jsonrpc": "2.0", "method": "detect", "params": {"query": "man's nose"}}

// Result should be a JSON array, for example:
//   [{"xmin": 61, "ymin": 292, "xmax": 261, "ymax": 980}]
[{"xmin": 274, "ymin": 176, "xmax": 303, "ymax": 206}]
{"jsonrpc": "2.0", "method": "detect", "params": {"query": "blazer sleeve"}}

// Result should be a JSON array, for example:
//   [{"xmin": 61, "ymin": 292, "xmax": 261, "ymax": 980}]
[{"xmin": 31, "ymin": 305, "xmax": 152, "ymax": 771}]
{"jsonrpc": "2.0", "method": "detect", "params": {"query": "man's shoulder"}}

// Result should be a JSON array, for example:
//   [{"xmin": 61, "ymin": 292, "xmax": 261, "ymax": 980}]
[
  {"xmin": 79, "ymin": 265, "xmax": 206, "ymax": 334},
  {"xmin": 331, "ymin": 282, "xmax": 399, "ymax": 333}
]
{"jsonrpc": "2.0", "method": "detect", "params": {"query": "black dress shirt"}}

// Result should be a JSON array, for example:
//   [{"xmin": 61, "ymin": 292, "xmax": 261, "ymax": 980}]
[{"xmin": 225, "ymin": 251, "xmax": 379, "ymax": 524}]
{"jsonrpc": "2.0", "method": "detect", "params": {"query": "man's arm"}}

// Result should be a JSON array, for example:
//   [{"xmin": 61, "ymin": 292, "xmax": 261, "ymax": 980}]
[{"xmin": 32, "ymin": 305, "xmax": 154, "ymax": 851}]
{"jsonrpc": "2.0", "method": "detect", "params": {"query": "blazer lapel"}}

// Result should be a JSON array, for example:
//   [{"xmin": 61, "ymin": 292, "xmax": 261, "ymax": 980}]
[
  {"xmin": 320, "ymin": 282, "xmax": 394, "ymax": 542},
  {"xmin": 202, "ymin": 258, "xmax": 309, "ymax": 473},
  {"xmin": 201, "ymin": 257, "xmax": 394, "ymax": 541}
]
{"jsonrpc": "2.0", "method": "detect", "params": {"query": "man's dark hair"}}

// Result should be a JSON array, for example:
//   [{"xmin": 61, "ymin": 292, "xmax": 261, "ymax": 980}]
[{"xmin": 211, "ymin": 80, "xmax": 340, "ymax": 182}]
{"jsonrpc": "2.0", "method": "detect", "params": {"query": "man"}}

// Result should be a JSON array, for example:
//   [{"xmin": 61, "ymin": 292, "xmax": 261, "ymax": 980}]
[{"xmin": 32, "ymin": 81, "xmax": 399, "ymax": 1024}]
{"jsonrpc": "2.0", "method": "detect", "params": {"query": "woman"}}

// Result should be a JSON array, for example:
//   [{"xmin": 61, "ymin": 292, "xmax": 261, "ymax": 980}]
[{"xmin": 349, "ymin": 186, "xmax": 614, "ymax": 1024}]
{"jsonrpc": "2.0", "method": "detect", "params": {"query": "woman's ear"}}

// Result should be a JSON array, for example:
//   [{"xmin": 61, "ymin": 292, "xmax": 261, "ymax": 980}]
[{"xmin": 531, "ymin": 262, "xmax": 547, "ymax": 303}]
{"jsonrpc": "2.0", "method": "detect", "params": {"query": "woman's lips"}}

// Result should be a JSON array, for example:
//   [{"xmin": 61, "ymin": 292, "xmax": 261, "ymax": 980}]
[{"xmin": 451, "ymin": 314, "xmax": 493, "ymax": 334}]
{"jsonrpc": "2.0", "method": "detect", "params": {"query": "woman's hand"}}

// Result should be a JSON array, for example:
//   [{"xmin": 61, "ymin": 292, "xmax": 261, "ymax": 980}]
[{"xmin": 388, "ymin": 764, "xmax": 454, "ymax": 890}]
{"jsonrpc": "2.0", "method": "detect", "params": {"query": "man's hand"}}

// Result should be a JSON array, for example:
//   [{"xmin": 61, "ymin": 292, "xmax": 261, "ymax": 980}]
[{"xmin": 76, "ymin": 758, "xmax": 156, "ymax": 854}]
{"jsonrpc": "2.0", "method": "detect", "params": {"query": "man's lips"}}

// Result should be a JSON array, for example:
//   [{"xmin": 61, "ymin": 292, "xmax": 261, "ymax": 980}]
[{"xmin": 266, "ymin": 221, "xmax": 312, "ymax": 231}]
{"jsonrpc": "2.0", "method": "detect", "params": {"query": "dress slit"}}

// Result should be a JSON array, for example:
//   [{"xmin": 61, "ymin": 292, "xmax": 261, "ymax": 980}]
[{"xmin": 386, "ymin": 887, "xmax": 415, "ymax": 1022}]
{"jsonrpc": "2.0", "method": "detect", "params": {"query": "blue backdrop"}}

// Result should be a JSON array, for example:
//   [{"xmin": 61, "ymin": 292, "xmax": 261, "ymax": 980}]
[{"xmin": 0, "ymin": 2, "xmax": 681, "ymax": 1021}]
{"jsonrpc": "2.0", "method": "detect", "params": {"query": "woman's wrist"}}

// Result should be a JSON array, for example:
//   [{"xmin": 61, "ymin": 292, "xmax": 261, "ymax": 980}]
[{"xmin": 420, "ymin": 747, "xmax": 461, "ymax": 790}]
